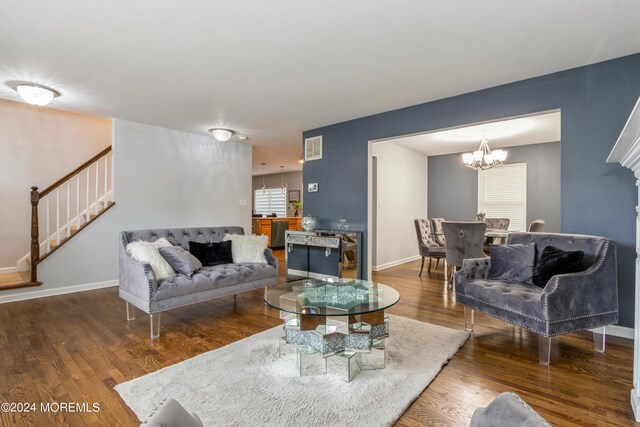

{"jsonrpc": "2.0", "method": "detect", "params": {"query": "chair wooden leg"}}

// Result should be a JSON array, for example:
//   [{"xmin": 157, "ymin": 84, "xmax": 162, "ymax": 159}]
[
  {"xmin": 428, "ymin": 257, "xmax": 432, "ymax": 273},
  {"xmin": 419, "ymin": 257, "xmax": 425, "ymax": 276},
  {"xmin": 435, "ymin": 259, "xmax": 440, "ymax": 270}
]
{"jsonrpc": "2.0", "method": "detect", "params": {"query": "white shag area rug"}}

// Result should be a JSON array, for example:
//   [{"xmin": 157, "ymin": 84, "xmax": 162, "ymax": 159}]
[{"xmin": 115, "ymin": 315, "xmax": 469, "ymax": 426}]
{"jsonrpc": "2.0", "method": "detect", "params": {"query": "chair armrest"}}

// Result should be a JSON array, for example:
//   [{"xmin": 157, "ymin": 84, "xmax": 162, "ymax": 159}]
[
  {"xmin": 455, "ymin": 257, "xmax": 491, "ymax": 294},
  {"xmin": 264, "ymin": 248, "xmax": 279, "ymax": 270},
  {"xmin": 119, "ymin": 233, "xmax": 158, "ymax": 303},
  {"xmin": 542, "ymin": 240, "xmax": 618, "ymax": 320}
]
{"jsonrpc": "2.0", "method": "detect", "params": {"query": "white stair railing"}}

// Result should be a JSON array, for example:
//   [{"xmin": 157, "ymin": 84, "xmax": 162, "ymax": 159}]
[{"xmin": 29, "ymin": 147, "xmax": 114, "ymax": 282}]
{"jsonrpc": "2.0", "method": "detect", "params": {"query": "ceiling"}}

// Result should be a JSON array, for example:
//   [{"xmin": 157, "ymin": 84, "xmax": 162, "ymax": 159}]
[
  {"xmin": 389, "ymin": 111, "xmax": 561, "ymax": 156},
  {"xmin": 0, "ymin": 1, "xmax": 639, "ymax": 175}
]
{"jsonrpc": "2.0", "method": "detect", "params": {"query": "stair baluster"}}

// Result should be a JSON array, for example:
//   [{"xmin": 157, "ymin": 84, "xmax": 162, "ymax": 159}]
[{"xmin": 27, "ymin": 146, "xmax": 114, "ymax": 284}]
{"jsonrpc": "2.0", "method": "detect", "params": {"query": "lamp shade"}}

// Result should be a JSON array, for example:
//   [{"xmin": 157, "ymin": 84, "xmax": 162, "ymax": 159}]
[
  {"xmin": 16, "ymin": 84, "xmax": 57, "ymax": 106},
  {"xmin": 209, "ymin": 128, "xmax": 234, "ymax": 142}
]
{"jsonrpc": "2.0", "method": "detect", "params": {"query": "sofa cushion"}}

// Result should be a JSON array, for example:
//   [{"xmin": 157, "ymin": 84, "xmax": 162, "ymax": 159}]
[
  {"xmin": 488, "ymin": 243, "xmax": 536, "ymax": 283},
  {"xmin": 224, "ymin": 234, "xmax": 268, "ymax": 263},
  {"xmin": 159, "ymin": 246, "xmax": 202, "ymax": 277},
  {"xmin": 189, "ymin": 241, "xmax": 234, "ymax": 266},
  {"xmin": 127, "ymin": 238, "xmax": 176, "ymax": 280},
  {"xmin": 464, "ymin": 279, "xmax": 544, "ymax": 320},
  {"xmin": 153, "ymin": 263, "xmax": 276, "ymax": 301},
  {"xmin": 532, "ymin": 245, "xmax": 584, "ymax": 288}
]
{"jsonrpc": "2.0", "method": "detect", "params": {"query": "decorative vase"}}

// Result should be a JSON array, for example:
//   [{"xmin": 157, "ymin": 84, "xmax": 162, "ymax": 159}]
[{"xmin": 301, "ymin": 216, "xmax": 317, "ymax": 231}]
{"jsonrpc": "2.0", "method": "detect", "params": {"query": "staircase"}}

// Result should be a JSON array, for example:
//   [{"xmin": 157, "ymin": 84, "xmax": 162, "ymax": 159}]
[{"xmin": 0, "ymin": 146, "xmax": 115, "ymax": 290}]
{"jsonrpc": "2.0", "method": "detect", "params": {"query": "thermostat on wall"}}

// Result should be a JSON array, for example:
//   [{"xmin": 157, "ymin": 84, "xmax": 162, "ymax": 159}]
[{"xmin": 308, "ymin": 183, "xmax": 319, "ymax": 192}]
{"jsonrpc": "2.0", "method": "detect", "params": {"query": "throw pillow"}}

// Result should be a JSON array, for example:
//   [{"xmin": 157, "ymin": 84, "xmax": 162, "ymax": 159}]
[
  {"xmin": 126, "ymin": 237, "xmax": 176, "ymax": 280},
  {"xmin": 487, "ymin": 243, "xmax": 536, "ymax": 283},
  {"xmin": 531, "ymin": 245, "xmax": 585, "ymax": 288},
  {"xmin": 189, "ymin": 240, "xmax": 234, "ymax": 266},
  {"xmin": 223, "ymin": 234, "xmax": 268, "ymax": 263},
  {"xmin": 159, "ymin": 246, "xmax": 203, "ymax": 277}
]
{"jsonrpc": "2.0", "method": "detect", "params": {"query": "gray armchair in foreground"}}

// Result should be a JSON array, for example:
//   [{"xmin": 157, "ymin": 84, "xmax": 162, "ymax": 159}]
[{"xmin": 455, "ymin": 232, "xmax": 618, "ymax": 365}]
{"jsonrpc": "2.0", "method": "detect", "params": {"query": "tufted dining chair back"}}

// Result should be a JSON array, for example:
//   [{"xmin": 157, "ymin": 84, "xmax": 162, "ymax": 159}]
[{"xmin": 441, "ymin": 221, "xmax": 487, "ymax": 268}]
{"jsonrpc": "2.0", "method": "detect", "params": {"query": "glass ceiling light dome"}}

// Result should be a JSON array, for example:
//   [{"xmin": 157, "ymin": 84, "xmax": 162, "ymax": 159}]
[
  {"xmin": 14, "ymin": 83, "xmax": 60, "ymax": 106},
  {"xmin": 208, "ymin": 128, "xmax": 234, "ymax": 142}
]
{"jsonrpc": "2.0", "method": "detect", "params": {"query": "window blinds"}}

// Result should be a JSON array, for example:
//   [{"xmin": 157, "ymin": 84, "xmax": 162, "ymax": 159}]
[
  {"xmin": 478, "ymin": 163, "xmax": 527, "ymax": 231},
  {"xmin": 254, "ymin": 187, "xmax": 287, "ymax": 217}
]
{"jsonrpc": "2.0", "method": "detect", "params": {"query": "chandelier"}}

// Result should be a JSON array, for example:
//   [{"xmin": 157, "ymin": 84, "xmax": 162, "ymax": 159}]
[{"xmin": 462, "ymin": 133, "xmax": 507, "ymax": 170}]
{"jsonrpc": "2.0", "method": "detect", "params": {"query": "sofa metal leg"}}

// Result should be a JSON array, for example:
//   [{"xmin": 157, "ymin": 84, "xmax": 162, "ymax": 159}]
[
  {"xmin": 126, "ymin": 302, "xmax": 135, "ymax": 321},
  {"xmin": 464, "ymin": 307, "xmax": 474, "ymax": 331},
  {"xmin": 538, "ymin": 335, "xmax": 551, "ymax": 365},
  {"xmin": 150, "ymin": 313, "xmax": 161, "ymax": 340},
  {"xmin": 419, "ymin": 257, "xmax": 425, "ymax": 276},
  {"xmin": 593, "ymin": 327, "xmax": 606, "ymax": 352}
]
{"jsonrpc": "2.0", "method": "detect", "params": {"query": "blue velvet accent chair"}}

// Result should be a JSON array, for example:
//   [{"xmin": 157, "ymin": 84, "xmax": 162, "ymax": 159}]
[
  {"xmin": 455, "ymin": 232, "xmax": 618, "ymax": 365},
  {"xmin": 414, "ymin": 219, "xmax": 446, "ymax": 276}
]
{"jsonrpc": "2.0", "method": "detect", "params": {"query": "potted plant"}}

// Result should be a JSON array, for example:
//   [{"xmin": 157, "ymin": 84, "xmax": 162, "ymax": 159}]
[{"xmin": 292, "ymin": 201, "xmax": 303, "ymax": 217}]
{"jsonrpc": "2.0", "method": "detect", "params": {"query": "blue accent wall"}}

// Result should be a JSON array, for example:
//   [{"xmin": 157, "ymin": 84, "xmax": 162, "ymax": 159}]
[
  {"xmin": 303, "ymin": 54, "xmax": 640, "ymax": 327},
  {"xmin": 429, "ymin": 142, "xmax": 561, "ymax": 233}
]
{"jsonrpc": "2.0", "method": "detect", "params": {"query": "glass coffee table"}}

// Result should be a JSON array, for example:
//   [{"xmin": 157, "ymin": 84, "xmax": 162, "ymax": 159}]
[{"xmin": 264, "ymin": 278, "xmax": 400, "ymax": 382}]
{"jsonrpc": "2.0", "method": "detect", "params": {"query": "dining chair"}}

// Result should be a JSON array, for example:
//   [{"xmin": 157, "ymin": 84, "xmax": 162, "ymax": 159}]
[
  {"xmin": 528, "ymin": 219, "xmax": 545, "ymax": 232},
  {"xmin": 484, "ymin": 217, "xmax": 510, "ymax": 247},
  {"xmin": 430, "ymin": 218, "xmax": 446, "ymax": 246},
  {"xmin": 414, "ymin": 219, "xmax": 447, "ymax": 276},
  {"xmin": 442, "ymin": 221, "xmax": 486, "ymax": 287}
]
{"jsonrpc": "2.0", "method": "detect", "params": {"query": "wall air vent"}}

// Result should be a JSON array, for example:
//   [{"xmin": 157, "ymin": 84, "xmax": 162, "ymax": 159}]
[{"xmin": 305, "ymin": 136, "xmax": 323, "ymax": 161}]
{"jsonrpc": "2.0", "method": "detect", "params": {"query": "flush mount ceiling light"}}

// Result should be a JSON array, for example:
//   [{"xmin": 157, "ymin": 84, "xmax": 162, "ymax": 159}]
[
  {"xmin": 208, "ymin": 128, "xmax": 234, "ymax": 142},
  {"xmin": 462, "ymin": 132, "xmax": 507, "ymax": 170},
  {"xmin": 8, "ymin": 82, "xmax": 61, "ymax": 106}
]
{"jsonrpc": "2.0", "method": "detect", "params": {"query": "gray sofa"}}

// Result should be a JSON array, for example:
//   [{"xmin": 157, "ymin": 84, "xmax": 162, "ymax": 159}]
[
  {"xmin": 455, "ymin": 232, "xmax": 618, "ymax": 364},
  {"xmin": 119, "ymin": 226, "xmax": 278, "ymax": 339}
]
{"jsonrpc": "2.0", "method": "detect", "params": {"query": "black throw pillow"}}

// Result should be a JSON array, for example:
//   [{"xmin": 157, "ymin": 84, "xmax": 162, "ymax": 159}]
[
  {"xmin": 531, "ymin": 245, "xmax": 584, "ymax": 288},
  {"xmin": 189, "ymin": 241, "xmax": 233, "ymax": 267}
]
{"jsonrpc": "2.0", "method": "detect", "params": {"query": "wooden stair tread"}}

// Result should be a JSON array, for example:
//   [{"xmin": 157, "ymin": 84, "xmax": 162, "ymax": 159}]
[{"xmin": 0, "ymin": 272, "xmax": 40, "ymax": 290}]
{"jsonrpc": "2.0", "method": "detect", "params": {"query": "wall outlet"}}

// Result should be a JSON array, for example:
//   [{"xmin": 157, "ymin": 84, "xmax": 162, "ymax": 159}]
[{"xmin": 239, "ymin": 199, "xmax": 248, "ymax": 207}]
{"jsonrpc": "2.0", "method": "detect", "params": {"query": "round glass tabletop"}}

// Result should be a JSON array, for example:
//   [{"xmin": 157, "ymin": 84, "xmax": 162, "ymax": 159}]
[{"xmin": 264, "ymin": 278, "xmax": 400, "ymax": 316}]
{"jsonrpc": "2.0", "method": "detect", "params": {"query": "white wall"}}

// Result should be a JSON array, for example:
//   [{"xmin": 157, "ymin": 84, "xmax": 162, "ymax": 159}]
[
  {"xmin": 0, "ymin": 99, "xmax": 112, "ymax": 269},
  {"xmin": 2, "ymin": 119, "xmax": 251, "ymax": 299},
  {"xmin": 372, "ymin": 141, "xmax": 427, "ymax": 270}
]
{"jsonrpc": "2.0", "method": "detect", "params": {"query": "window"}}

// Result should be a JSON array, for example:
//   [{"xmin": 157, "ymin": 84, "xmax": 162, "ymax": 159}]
[
  {"xmin": 254, "ymin": 187, "xmax": 287, "ymax": 217},
  {"xmin": 478, "ymin": 163, "xmax": 527, "ymax": 231}
]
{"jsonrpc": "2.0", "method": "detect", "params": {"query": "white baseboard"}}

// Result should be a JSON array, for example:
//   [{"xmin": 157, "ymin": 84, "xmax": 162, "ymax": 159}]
[
  {"xmin": 372, "ymin": 255, "xmax": 421, "ymax": 272},
  {"xmin": 0, "ymin": 280, "xmax": 118, "ymax": 304},
  {"xmin": 591, "ymin": 325, "xmax": 634, "ymax": 339},
  {"xmin": 606, "ymin": 325, "xmax": 634, "ymax": 339},
  {"xmin": 0, "ymin": 266, "xmax": 18, "ymax": 274},
  {"xmin": 632, "ymin": 389, "xmax": 640, "ymax": 422}
]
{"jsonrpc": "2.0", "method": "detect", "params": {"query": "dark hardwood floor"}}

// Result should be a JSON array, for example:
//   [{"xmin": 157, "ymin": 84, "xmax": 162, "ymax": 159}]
[{"xmin": 0, "ymin": 251, "xmax": 636, "ymax": 426}]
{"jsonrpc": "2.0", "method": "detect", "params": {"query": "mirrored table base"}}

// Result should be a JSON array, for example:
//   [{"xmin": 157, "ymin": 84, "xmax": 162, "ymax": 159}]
[{"xmin": 277, "ymin": 311, "xmax": 389, "ymax": 382}]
